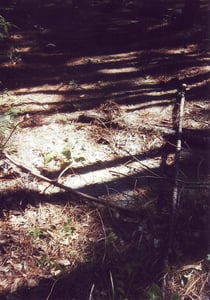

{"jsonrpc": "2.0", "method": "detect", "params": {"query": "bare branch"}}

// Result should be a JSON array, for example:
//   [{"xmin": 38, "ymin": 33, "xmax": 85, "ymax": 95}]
[{"xmin": 3, "ymin": 151, "xmax": 143, "ymax": 215}]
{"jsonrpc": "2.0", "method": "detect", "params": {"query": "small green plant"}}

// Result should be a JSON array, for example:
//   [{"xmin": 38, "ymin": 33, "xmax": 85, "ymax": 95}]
[
  {"xmin": 107, "ymin": 231, "xmax": 119, "ymax": 244},
  {"xmin": 0, "ymin": 15, "xmax": 12, "ymax": 39},
  {"xmin": 42, "ymin": 142, "xmax": 86, "ymax": 171},
  {"xmin": 61, "ymin": 143, "xmax": 85, "ymax": 164},
  {"xmin": 29, "ymin": 227, "xmax": 44, "ymax": 240},
  {"xmin": 68, "ymin": 80, "xmax": 78, "ymax": 87},
  {"xmin": 62, "ymin": 218, "xmax": 76, "ymax": 235},
  {"xmin": 7, "ymin": 47, "xmax": 22, "ymax": 64},
  {"xmin": 43, "ymin": 151, "xmax": 58, "ymax": 165},
  {"xmin": 74, "ymin": 156, "xmax": 85, "ymax": 163},
  {"xmin": 36, "ymin": 255, "xmax": 50, "ymax": 269},
  {"xmin": 62, "ymin": 144, "xmax": 72, "ymax": 160},
  {"xmin": 36, "ymin": 256, "xmax": 63, "ymax": 272},
  {"xmin": 145, "ymin": 283, "xmax": 163, "ymax": 300}
]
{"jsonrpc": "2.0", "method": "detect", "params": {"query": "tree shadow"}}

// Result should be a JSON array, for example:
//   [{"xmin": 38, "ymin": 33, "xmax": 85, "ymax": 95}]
[
  {"xmin": 0, "ymin": 123, "xmax": 209, "ymax": 298},
  {"xmin": 0, "ymin": 0, "xmax": 209, "ymax": 114},
  {"xmin": 0, "ymin": 1, "xmax": 209, "ymax": 298}
]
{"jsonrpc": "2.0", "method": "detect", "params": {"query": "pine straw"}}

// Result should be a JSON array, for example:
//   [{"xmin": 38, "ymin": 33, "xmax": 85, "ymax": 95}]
[
  {"xmin": 0, "ymin": 202, "xmax": 103, "ymax": 295},
  {"xmin": 167, "ymin": 262, "xmax": 210, "ymax": 299}
]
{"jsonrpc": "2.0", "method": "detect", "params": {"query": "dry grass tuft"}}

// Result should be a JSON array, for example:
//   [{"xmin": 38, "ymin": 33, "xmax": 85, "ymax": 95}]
[{"xmin": 167, "ymin": 262, "xmax": 210, "ymax": 299}]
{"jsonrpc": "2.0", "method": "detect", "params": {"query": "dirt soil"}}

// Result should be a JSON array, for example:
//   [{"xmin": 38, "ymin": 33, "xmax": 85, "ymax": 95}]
[{"xmin": 0, "ymin": 1, "xmax": 209, "ymax": 299}]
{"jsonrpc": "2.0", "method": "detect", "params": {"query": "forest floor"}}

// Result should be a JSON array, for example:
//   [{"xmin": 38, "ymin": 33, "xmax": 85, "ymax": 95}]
[{"xmin": 0, "ymin": 1, "xmax": 209, "ymax": 299}]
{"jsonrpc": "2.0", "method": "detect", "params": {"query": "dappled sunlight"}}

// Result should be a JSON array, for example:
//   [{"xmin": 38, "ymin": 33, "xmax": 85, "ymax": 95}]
[
  {"xmin": 144, "ymin": 89, "xmax": 177, "ymax": 96},
  {"xmin": 146, "ymin": 23, "xmax": 168, "ymax": 31},
  {"xmin": 103, "ymin": 51, "xmax": 141, "ymax": 61},
  {"xmin": 15, "ymin": 46, "xmax": 31, "ymax": 53},
  {"xmin": 176, "ymin": 66, "xmax": 209, "ymax": 81},
  {"xmin": 3, "ymin": 89, "xmax": 64, "ymax": 115},
  {"xmin": 66, "ymin": 51, "xmax": 141, "ymax": 67},
  {"xmin": 111, "ymin": 18, "xmax": 141, "ymax": 26},
  {"xmin": 15, "ymin": 82, "xmax": 65, "ymax": 94},
  {"xmin": 160, "ymin": 44, "xmax": 199, "ymax": 55},
  {"xmin": 65, "ymin": 156, "xmax": 162, "ymax": 192},
  {"xmin": 0, "ymin": 0, "xmax": 209, "ymax": 298},
  {"xmin": 98, "ymin": 66, "xmax": 139, "ymax": 74},
  {"xmin": 10, "ymin": 33, "xmax": 23, "ymax": 41},
  {"xmin": 126, "ymin": 98, "xmax": 174, "ymax": 111}
]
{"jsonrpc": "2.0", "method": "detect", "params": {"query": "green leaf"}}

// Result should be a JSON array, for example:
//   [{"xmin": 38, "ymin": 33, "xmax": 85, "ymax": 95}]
[
  {"xmin": 36, "ymin": 256, "xmax": 49, "ymax": 269},
  {"xmin": 29, "ymin": 227, "xmax": 43, "ymax": 240},
  {"xmin": 74, "ymin": 156, "xmax": 85, "ymax": 163},
  {"xmin": 44, "ymin": 152, "xmax": 57, "ymax": 164},
  {"xmin": 62, "ymin": 145, "xmax": 72, "ymax": 160},
  {"xmin": 68, "ymin": 80, "xmax": 77, "ymax": 87}
]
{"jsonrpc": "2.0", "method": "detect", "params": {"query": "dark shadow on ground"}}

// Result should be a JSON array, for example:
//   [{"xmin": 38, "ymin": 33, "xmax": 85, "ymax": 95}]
[
  {"xmin": 0, "ymin": 1, "xmax": 209, "ymax": 298},
  {"xmin": 0, "ymin": 124, "xmax": 209, "ymax": 298},
  {"xmin": 0, "ymin": 0, "xmax": 209, "ymax": 116}
]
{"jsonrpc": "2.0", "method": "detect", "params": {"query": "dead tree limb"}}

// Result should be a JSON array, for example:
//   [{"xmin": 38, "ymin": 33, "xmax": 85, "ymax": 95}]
[
  {"xmin": 1, "ymin": 114, "xmax": 30, "ymax": 150},
  {"xmin": 3, "ymin": 151, "xmax": 142, "ymax": 215}
]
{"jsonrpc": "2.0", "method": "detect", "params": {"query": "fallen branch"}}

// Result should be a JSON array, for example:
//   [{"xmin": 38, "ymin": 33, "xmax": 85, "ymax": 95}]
[
  {"xmin": 1, "ymin": 114, "xmax": 29, "ymax": 149},
  {"xmin": 3, "ymin": 151, "xmax": 143, "ymax": 215}
]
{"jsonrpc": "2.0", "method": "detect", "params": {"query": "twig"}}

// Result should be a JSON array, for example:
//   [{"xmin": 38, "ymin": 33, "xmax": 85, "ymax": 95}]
[
  {"xmin": 1, "ymin": 114, "xmax": 29, "ymax": 149},
  {"xmin": 89, "ymin": 283, "xmax": 95, "ymax": 300},
  {"xmin": 57, "ymin": 164, "xmax": 74, "ymax": 181},
  {"xmin": 109, "ymin": 271, "xmax": 115, "ymax": 300},
  {"xmin": 3, "ymin": 151, "xmax": 100, "ymax": 200},
  {"xmin": 3, "ymin": 151, "xmax": 144, "ymax": 215},
  {"xmin": 46, "ymin": 278, "xmax": 59, "ymax": 300},
  {"xmin": 96, "ymin": 208, "xmax": 107, "ymax": 264}
]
